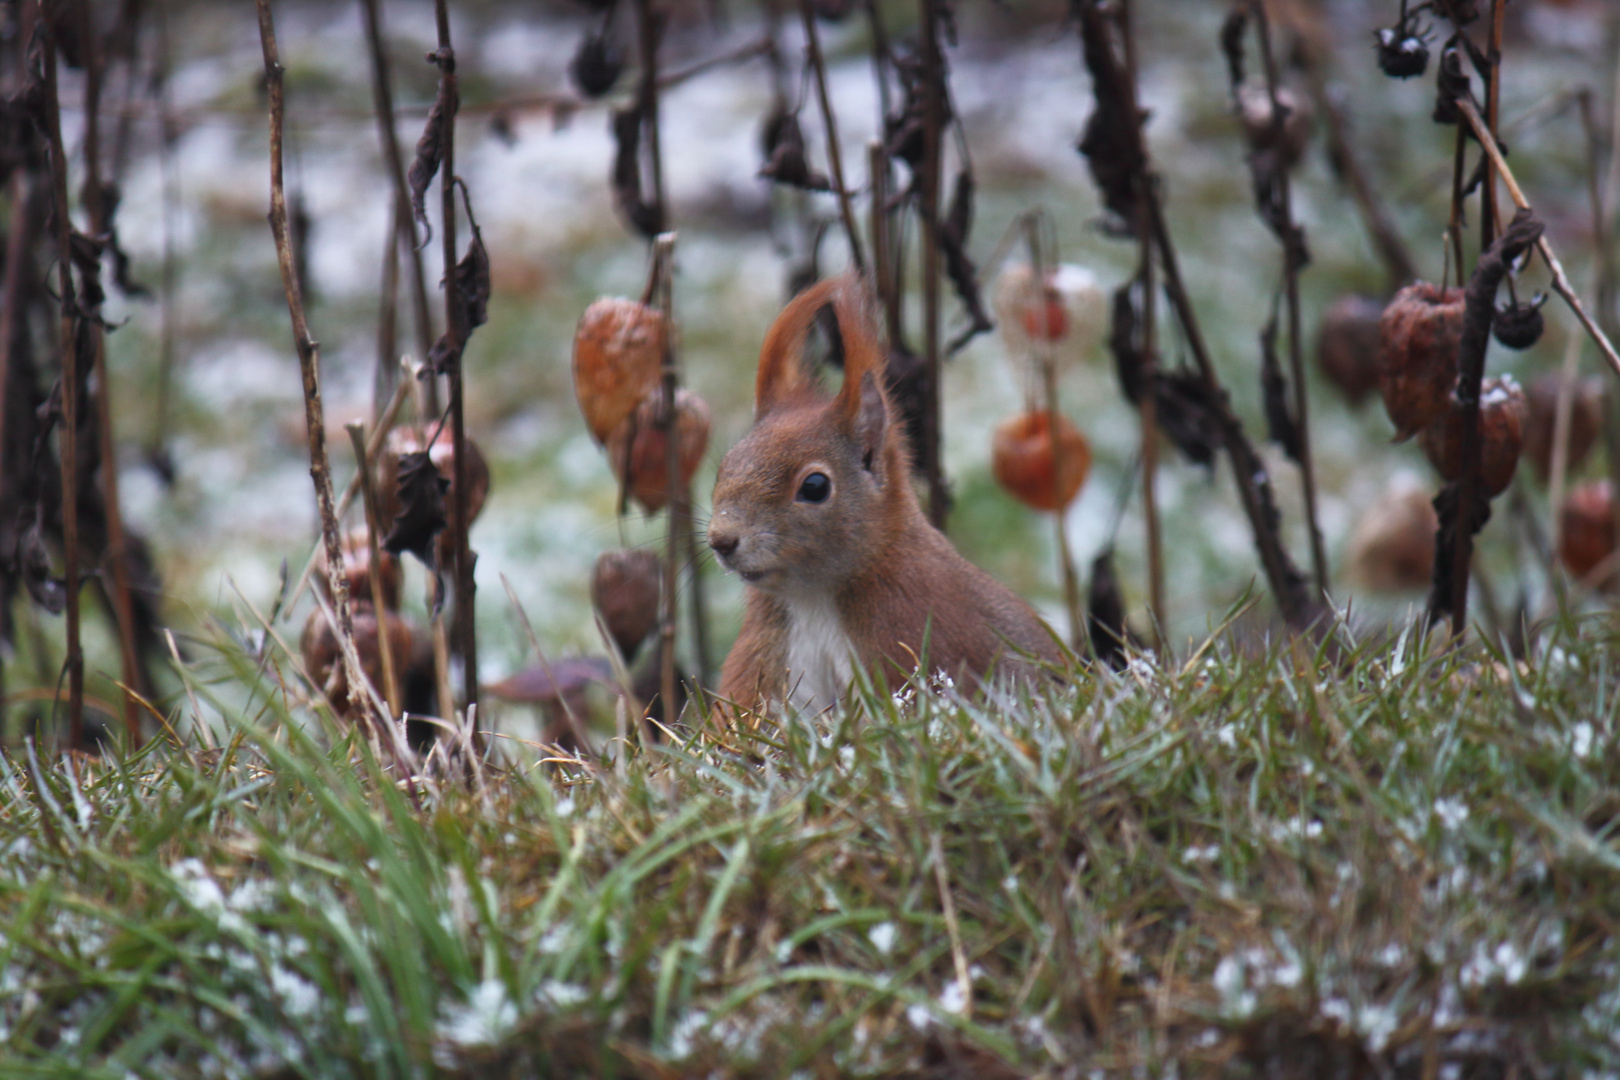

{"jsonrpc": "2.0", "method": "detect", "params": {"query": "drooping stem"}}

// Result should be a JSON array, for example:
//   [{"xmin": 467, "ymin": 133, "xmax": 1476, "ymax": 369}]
[
  {"xmin": 1252, "ymin": 1, "xmax": 1327, "ymax": 600},
  {"xmin": 651, "ymin": 234, "xmax": 680, "ymax": 728},
  {"xmin": 798, "ymin": 0, "xmax": 865, "ymax": 273},
  {"xmin": 429, "ymin": 0, "xmax": 480, "ymax": 737},
  {"xmin": 39, "ymin": 9, "xmax": 83, "ymax": 750}
]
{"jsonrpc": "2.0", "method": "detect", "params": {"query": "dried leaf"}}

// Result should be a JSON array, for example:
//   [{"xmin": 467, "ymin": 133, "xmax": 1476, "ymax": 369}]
[
  {"xmin": 1259, "ymin": 310, "xmax": 1302, "ymax": 462},
  {"xmin": 1154, "ymin": 369, "xmax": 1224, "ymax": 468},
  {"xmin": 939, "ymin": 171, "xmax": 992, "ymax": 354},
  {"xmin": 19, "ymin": 512, "xmax": 64, "ymax": 615},
  {"xmin": 383, "ymin": 450, "xmax": 450, "ymax": 570},
  {"xmin": 1075, "ymin": 4, "xmax": 1146, "ymax": 233},
  {"xmin": 408, "ymin": 86, "xmax": 455, "ymax": 245},
  {"xmin": 1219, "ymin": 7, "xmax": 1247, "ymax": 91},
  {"xmin": 1109, "ymin": 282, "xmax": 1148, "ymax": 405},
  {"xmin": 611, "ymin": 106, "xmax": 661, "ymax": 239},
  {"xmin": 452, "ymin": 227, "xmax": 490, "ymax": 332},
  {"xmin": 758, "ymin": 111, "xmax": 831, "ymax": 192}
]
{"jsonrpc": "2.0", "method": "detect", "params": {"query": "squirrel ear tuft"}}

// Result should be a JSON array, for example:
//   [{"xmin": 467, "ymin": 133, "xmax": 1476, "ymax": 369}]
[
  {"xmin": 854, "ymin": 371, "xmax": 888, "ymax": 473},
  {"xmin": 756, "ymin": 277, "xmax": 841, "ymax": 416}
]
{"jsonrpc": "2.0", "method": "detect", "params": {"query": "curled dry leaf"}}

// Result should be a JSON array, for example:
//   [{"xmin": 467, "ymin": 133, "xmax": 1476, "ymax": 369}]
[
  {"xmin": 1523, "ymin": 374, "xmax": 1604, "ymax": 483},
  {"xmin": 19, "ymin": 513, "xmax": 65, "ymax": 614},
  {"xmin": 607, "ymin": 388, "xmax": 711, "ymax": 514},
  {"xmin": 1560, "ymin": 481, "xmax": 1616, "ymax": 582},
  {"xmin": 1379, "ymin": 281, "xmax": 1465, "ymax": 441},
  {"xmin": 407, "ymin": 87, "xmax": 454, "ymax": 243},
  {"xmin": 1418, "ymin": 375, "xmax": 1528, "ymax": 498},
  {"xmin": 378, "ymin": 428, "xmax": 491, "ymax": 573},
  {"xmin": 381, "ymin": 450, "xmax": 450, "ymax": 571},
  {"xmin": 315, "ymin": 527, "xmax": 403, "ymax": 612},
  {"xmin": 1087, "ymin": 547, "xmax": 1129, "ymax": 671},
  {"xmin": 1347, "ymin": 480, "xmax": 1438, "ymax": 593},
  {"xmin": 991, "ymin": 410, "xmax": 1091, "ymax": 512},
  {"xmin": 1315, "ymin": 293, "xmax": 1384, "ymax": 406},
  {"xmin": 591, "ymin": 548, "xmax": 662, "ymax": 660},
  {"xmin": 300, "ymin": 605, "xmax": 418, "ymax": 719},
  {"xmin": 573, "ymin": 297, "xmax": 667, "ymax": 445}
]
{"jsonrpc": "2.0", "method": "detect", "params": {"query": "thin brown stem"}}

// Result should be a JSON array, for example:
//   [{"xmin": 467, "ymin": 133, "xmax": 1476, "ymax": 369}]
[
  {"xmin": 1252, "ymin": 0, "xmax": 1328, "ymax": 600},
  {"xmin": 798, "ymin": 0, "xmax": 865, "ymax": 273},
  {"xmin": 346, "ymin": 423, "xmax": 400, "ymax": 714},
  {"xmin": 429, "ymin": 0, "xmax": 480, "ymax": 738},
  {"xmin": 652, "ymin": 234, "xmax": 680, "ymax": 730},
  {"xmin": 1118, "ymin": 0, "xmax": 1164, "ymax": 643},
  {"xmin": 255, "ymin": 0, "xmax": 375, "ymax": 733},
  {"xmin": 40, "ymin": 10, "xmax": 83, "ymax": 750},
  {"xmin": 918, "ymin": 0, "xmax": 947, "ymax": 529},
  {"xmin": 79, "ymin": 1, "xmax": 145, "ymax": 746},
  {"xmin": 1456, "ymin": 98, "xmax": 1620, "ymax": 377}
]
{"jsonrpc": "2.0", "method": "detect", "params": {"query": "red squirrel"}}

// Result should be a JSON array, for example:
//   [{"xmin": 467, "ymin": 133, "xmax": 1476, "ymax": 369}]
[{"xmin": 707, "ymin": 274, "xmax": 1060, "ymax": 714}]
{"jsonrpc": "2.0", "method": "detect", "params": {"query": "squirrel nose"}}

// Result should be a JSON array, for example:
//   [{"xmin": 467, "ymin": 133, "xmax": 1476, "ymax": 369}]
[{"xmin": 709, "ymin": 532, "xmax": 739, "ymax": 559}]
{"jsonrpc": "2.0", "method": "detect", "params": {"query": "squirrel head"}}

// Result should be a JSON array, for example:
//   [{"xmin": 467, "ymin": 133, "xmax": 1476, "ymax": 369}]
[{"xmin": 708, "ymin": 274, "xmax": 913, "ymax": 596}]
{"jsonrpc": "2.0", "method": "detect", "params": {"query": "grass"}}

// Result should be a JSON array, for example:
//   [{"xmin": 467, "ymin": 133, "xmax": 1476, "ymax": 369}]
[{"xmin": 3, "ymin": 607, "xmax": 1619, "ymax": 1079}]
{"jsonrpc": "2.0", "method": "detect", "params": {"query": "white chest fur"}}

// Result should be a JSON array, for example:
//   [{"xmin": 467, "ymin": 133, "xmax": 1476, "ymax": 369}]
[{"xmin": 782, "ymin": 592, "xmax": 854, "ymax": 714}]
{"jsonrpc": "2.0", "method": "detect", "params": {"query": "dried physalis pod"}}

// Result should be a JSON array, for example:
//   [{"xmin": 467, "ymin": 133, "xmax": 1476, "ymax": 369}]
[
  {"xmin": 606, "ymin": 388, "xmax": 711, "ymax": 514},
  {"xmin": 1523, "ymin": 374, "xmax": 1605, "ymax": 483},
  {"xmin": 1346, "ymin": 480, "xmax": 1438, "ymax": 593},
  {"xmin": 1417, "ymin": 375, "xmax": 1528, "ymax": 498},
  {"xmin": 1315, "ymin": 294, "xmax": 1384, "ymax": 406},
  {"xmin": 1378, "ymin": 281, "xmax": 1466, "ymax": 441},
  {"xmin": 591, "ymin": 548, "xmax": 662, "ymax": 660},
  {"xmin": 992, "ymin": 410, "xmax": 1092, "ymax": 512},
  {"xmin": 1236, "ymin": 83, "xmax": 1312, "ymax": 168},
  {"xmin": 378, "ymin": 427, "xmax": 491, "ymax": 568},
  {"xmin": 573, "ymin": 297, "xmax": 667, "ymax": 445},
  {"xmin": 992, "ymin": 262, "xmax": 1107, "ymax": 362},
  {"xmin": 1559, "ymin": 481, "xmax": 1616, "ymax": 582},
  {"xmin": 315, "ymin": 527, "xmax": 403, "ymax": 611},
  {"xmin": 300, "ymin": 606, "xmax": 418, "ymax": 718}
]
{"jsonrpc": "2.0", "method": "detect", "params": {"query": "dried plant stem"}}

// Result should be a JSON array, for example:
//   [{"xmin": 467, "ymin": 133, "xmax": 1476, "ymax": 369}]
[
  {"xmin": 79, "ymin": 7, "xmax": 146, "ymax": 745},
  {"xmin": 1119, "ymin": 0, "xmax": 1164, "ymax": 642},
  {"xmin": 918, "ymin": 0, "xmax": 948, "ymax": 529},
  {"xmin": 1454, "ymin": 99, "xmax": 1620, "ymax": 377},
  {"xmin": 1481, "ymin": 0, "xmax": 1506, "ymax": 253},
  {"xmin": 40, "ymin": 15, "xmax": 84, "ymax": 749},
  {"xmin": 798, "ymin": 0, "xmax": 865, "ymax": 273},
  {"xmin": 636, "ymin": 0, "xmax": 667, "ymax": 232},
  {"xmin": 429, "ymin": 0, "xmax": 480, "ymax": 733},
  {"xmin": 651, "ymin": 234, "xmax": 681, "ymax": 725},
  {"xmin": 284, "ymin": 374, "xmax": 412, "ymax": 617},
  {"xmin": 1252, "ymin": 1, "xmax": 1327, "ymax": 600},
  {"xmin": 346, "ymin": 423, "xmax": 400, "ymax": 714},
  {"xmin": 150, "ymin": 3, "xmax": 181, "ymax": 465},
  {"xmin": 255, "ymin": 0, "xmax": 372, "ymax": 727},
  {"xmin": 359, "ymin": 0, "xmax": 436, "ymax": 411},
  {"xmin": 867, "ymin": 141, "xmax": 899, "ymax": 340}
]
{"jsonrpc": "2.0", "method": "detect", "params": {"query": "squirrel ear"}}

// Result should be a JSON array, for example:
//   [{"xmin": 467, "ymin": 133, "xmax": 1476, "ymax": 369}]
[
  {"xmin": 853, "ymin": 371, "xmax": 888, "ymax": 473},
  {"xmin": 756, "ymin": 277, "xmax": 842, "ymax": 416}
]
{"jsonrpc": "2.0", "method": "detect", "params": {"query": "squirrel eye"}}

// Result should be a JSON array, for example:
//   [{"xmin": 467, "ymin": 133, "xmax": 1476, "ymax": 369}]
[{"xmin": 796, "ymin": 471, "xmax": 831, "ymax": 504}]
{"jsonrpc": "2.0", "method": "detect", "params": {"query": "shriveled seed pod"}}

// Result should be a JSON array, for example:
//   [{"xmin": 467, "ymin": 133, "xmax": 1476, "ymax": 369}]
[
  {"xmin": 1522, "ymin": 374, "xmax": 1604, "ymax": 483},
  {"xmin": 300, "ymin": 605, "xmax": 418, "ymax": 718},
  {"xmin": 1379, "ymin": 282, "xmax": 1466, "ymax": 441},
  {"xmin": 1417, "ymin": 375, "xmax": 1528, "ymax": 497},
  {"xmin": 315, "ymin": 527, "xmax": 403, "ymax": 611},
  {"xmin": 1559, "ymin": 481, "xmax": 1616, "ymax": 582},
  {"xmin": 992, "ymin": 410, "xmax": 1092, "ymax": 512},
  {"xmin": 1492, "ymin": 295, "xmax": 1546, "ymax": 351},
  {"xmin": 568, "ymin": 33, "xmax": 622, "ymax": 99},
  {"xmin": 573, "ymin": 297, "xmax": 667, "ymax": 445},
  {"xmin": 1315, "ymin": 293, "xmax": 1385, "ymax": 406},
  {"xmin": 591, "ymin": 548, "xmax": 662, "ymax": 659},
  {"xmin": 1346, "ymin": 481, "xmax": 1438, "ymax": 593},
  {"xmin": 606, "ymin": 388, "xmax": 711, "ymax": 514}
]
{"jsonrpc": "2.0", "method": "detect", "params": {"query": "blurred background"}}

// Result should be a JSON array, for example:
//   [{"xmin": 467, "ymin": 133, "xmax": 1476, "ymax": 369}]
[{"xmin": 7, "ymin": 0, "xmax": 1617, "ymax": 739}]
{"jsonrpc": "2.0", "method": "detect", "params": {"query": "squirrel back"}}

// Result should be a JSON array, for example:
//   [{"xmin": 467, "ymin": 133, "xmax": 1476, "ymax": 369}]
[{"xmin": 708, "ymin": 274, "xmax": 1060, "ymax": 713}]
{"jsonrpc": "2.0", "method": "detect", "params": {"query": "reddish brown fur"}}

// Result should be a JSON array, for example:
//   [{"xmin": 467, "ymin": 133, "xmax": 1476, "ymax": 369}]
[{"xmin": 709, "ymin": 275, "xmax": 1059, "ymax": 714}]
